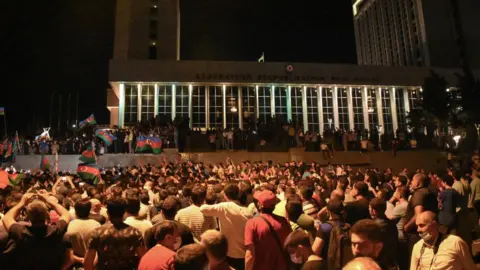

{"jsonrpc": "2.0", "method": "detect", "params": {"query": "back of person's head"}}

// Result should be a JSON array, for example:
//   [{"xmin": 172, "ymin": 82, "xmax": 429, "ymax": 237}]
[
  {"xmin": 327, "ymin": 199, "xmax": 344, "ymax": 218},
  {"xmin": 139, "ymin": 190, "xmax": 150, "ymax": 205},
  {"xmin": 74, "ymin": 198, "xmax": 92, "ymax": 219},
  {"xmin": 284, "ymin": 187, "xmax": 297, "ymax": 199},
  {"xmin": 161, "ymin": 196, "xmax": 178, "ymax": 220},
  {"xmin": 173, "ymin": 244, "xmax": 208, "ymax": 270},
  {"xmin": 343, "ymin": 257, "xmax": 381, "ymax": 270},
  {"xmin": 396, "ymin": 186, "xmax": 408, "ymax": 200},
  {"xmin": 369, "ymin": 198, "xmax": 386, "ymax": 217},
  {"xmin": 200, "ymin": 230, "xmax": 228, "ymax": 262},
  {"xmin": 182, "ymin": 186, "xmax": 192, "ymax": 198},
  {"xmin": 154, "ymin": 220, "xmax": 177, "ymax": 243},
  {"xmin": 106, "ymin": 197, "xmax": 126, "ymax": 219},
  {"xmin": 440, "ymin": 174, "xmax": 454, "ymax": 187},
  {"xmin": 191, "ymin": 186, "xmax": 206, "ymax": 205},
  {"xmin": 223, "ymin": 184, "xmax": 239, "ymax": 201},
  {"xmin": 26, "ymin": 200, "xmax": 49, "ymax": 225},
  {"xmin": 285, "ymin": 194, "xmax": 303, "ymax": 222},
  {"xmin": 351, "ymin": 219, "xmax": 382, "ymax": 243},
  {"xmin": 337, "ymin": 177, "xmax": 349, "ymax": 191},
  {"xmin": 284, "ymin": 229, "xmax": 311, "ymax": 250},
  {"xmin": 298, "ymin": 185, "xmax": 314, "ymax": 201},
  {"xmin": 125, "ymin": 193, "xmax": 140, "ymax": 215},
  {"xmin": 354, "ymin": 181, "xmax": 369, "ymax": 197}
]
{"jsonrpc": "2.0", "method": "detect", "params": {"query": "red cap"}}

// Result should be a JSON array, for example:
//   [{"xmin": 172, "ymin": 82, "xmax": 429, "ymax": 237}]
[{"xmin": 254, "ymin": 190, "xmax": 277, "ymax": 209}]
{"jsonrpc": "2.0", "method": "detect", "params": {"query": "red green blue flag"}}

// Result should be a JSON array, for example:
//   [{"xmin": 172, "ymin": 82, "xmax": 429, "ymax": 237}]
[
  {"xmin": 77, "ymin": 163, "xmax": 102, "ymax": 185},
  {"xmin": 79, "ymin": 114, "xmax": 97, "ymax": 129},
  {"xmin": 79, "ymin": 145, "xmax": 96, "ymax": 164},
  {"xmin": 8, "ymin": 173, "xmax": 23, "ymax": 186},
  {"xmin": 136, "ymin": 136, "xmax": 162, "ymax": 154},
  {"xmin": 4, "ymin": 142, "xmax": 12, "ymax": 158},
  {"xmin": 40, "ymin": 154, "xmax": 51, "ymax": 171},
  {"xmin": 0, "ymin": 107, "xmax": 4, "ymax": 115},
  {"xmin": 95, "ymin": 129, "xmax": 116, "ymax": 146}
]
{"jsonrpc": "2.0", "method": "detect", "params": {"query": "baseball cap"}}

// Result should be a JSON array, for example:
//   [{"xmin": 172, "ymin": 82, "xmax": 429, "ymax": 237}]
[{"xmin": 254, "ymin": 190, "xmax": 277, "ymax": 209}]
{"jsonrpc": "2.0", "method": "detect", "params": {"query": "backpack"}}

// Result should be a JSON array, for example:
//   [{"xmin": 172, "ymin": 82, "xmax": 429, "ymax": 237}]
[{"xmin": 326, "ymin": 221, "xmax": 353, "ymax": 270}]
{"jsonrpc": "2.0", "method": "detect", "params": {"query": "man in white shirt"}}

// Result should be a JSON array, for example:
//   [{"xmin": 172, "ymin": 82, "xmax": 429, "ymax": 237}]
[
  {"xmin": 124, "ymin": 193, "xmax": 153, "ymax": 237},
  {"xmin": 200, "ymin": 183, "xmax": 253, "ymax": 270},
  {"xmin": 175, "ymin": 186, "xmax": 217, "ymax": 241},
  {"xmin": 410, "ymin": 211, "xmax": 475, "ymax": 270}
]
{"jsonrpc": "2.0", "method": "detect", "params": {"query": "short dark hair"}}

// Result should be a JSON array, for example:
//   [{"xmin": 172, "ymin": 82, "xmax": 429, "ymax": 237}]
[
  {"xmin": 154, "ymin": 221, "xmax": 177, "ymax": 242},
  {"xmin": 174, "ymin": 244, "xmax": 208, "ymax": 270},
  {"xmin": 284, "ymin": 229, "xmax": 311, "ymax": 249},
  {"xmin": 298, "ymin": 185, "xmax": 314, "ymax": 200},
  {"xmin": 441, "ymin": 175, "xmax": 455, "ymax": 187},
  {"xmin": 327, "ymin": 199, "xmax": 345, "ymax": 216},
  {"xmin": 351, "ymin": 219, "xmax": 382, "ymax": 242},
  {"xmin": 369, "ymin": 198, "xmax": 386, "ymax": 215},
  {"xmin": 354, "ymin": 181, "xmax": 369, "ymax": 197},
  {"xmin": 106, "ymin": 197, "xmax": 126, "ymax": 219},
  {"xmin": 191, "ymin": 186, "xmax": 207, "ymax": 205},
  {"xmin": 285, "ymin": 195, "xmax": 303, "ymax": 222},
  {"xmin": 74, "ymin": 198, "xmax": 92, "ymax": 219},
  {"xmin": 125, "ymin": 194, "xmax": 141, "ymax": 215},
  {"xmin": 161, "ymin": 196, "xmax": 178, "ymax": 220},
  {"xmin": 223, "ymin": 184, "xmax": 239, "ymax": 201},
  {"xmin": 396, "ymin": 186, "xmax": 408, "ymax": 199},
  {"xmin": 397, "ymin": 175, "xmax": 408, "ymax": 186}
]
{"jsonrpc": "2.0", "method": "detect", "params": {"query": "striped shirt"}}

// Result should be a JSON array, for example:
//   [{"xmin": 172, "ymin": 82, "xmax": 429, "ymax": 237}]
[{"xmin": 175, "ymin": 204, "xmax": 217, "ymax": 241}]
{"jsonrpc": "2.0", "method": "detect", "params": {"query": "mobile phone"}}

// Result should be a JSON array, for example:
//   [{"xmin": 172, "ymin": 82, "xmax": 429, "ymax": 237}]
[{"xmin": 61, "ymin": 176, "xmax": 67, "ymax": 181}]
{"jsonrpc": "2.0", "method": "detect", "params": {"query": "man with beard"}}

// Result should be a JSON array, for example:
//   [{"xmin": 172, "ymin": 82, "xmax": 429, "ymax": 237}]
[
  {"xmin": 410, "ymin": 211, "xmax": 475, "ymax": 270},
  {"xmin": 350, "ymin": 219, "xmax": 387, "ymax": 269}
]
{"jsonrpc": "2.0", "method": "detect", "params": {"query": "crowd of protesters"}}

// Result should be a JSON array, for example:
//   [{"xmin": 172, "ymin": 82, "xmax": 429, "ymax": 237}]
[{"xmin": 0, "ymin": 149, "xmax": 479, "ymax": 270}]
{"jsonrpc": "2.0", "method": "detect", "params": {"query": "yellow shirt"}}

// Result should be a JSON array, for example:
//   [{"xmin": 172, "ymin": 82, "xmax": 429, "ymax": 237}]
[{"xmin": 410, "ymin": 234, "xmax": 475, "ymax": 270}]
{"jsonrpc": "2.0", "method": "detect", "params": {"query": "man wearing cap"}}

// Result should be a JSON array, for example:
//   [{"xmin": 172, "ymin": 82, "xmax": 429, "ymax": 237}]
[{"xmin": 245, "ymin": 189, "xmax": 292, "ymax": 270}]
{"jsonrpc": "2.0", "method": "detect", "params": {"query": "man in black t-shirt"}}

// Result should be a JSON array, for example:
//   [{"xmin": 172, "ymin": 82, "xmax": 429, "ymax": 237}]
[
  {"xmin": 402, "ymin": 173, "xmax": 437, "ymax": 262},
  {"xmin": 2, "ymin": 191, "xmax": 71, "ymax": 270}
]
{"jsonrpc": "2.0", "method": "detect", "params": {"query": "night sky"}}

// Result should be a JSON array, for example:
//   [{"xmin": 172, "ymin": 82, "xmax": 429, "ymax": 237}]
[{"xmin": 0, "ymin": 0, "xmax": 356, "ymax": 137}]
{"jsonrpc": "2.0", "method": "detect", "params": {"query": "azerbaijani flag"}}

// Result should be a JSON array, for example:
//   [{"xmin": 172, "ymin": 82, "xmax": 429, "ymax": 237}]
[
  {"xmin": 0, "ymin": 107, "xmax": 4, "ymax": 115},
  {"xmin": 40, "ymin": 154, "xmax": 51, "ymax": 171},
  {"xmin": 95, "ymin": 129, "xmax": 116, "ymax": 146},
  {"xmin": 3, "ymin": 142, "xmax": 12, "ymax": 158},
  {"xmin": 136, "ymin": 136, "xmax": 149, "ymax": 152},
  {"xmin": 79, "ymin": 114, "xmax": 97, "ymax": 129},
  {"xmin": 77, "ymin": 163, "xmax": 102, "ymax": 185},
  {"xmin": 79, "ymin": 145, "xmax": 96, "ymax": 164},
  {"xmin": 11, "ymin": 131, "xmax": 19, "ymax": 161},
  {"xmin": 136, "ymin": 136, "xmax": 162, "ymax": 154},
  {"xmin": 148, "ymin": 136, "xmax": 162, "ymax": 154},
  {"xmin": 8, "ymin": 173, "xmax": 23, "ymax": 187}
]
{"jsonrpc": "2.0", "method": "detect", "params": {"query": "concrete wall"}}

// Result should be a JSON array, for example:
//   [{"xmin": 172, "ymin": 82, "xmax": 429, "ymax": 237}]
[{"xmin": 7, "ymin": 149, "xmax": 446, "ymax": 173}]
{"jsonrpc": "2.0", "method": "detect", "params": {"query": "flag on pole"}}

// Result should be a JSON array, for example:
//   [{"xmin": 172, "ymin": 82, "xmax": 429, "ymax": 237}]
[
  {"xmin": 77, "ymin": 163, "xmax": 102, "ymax": 185},
  {"xmin": 11, "ymin": 131, "xmax": 19, "ymax": 161},
  {"xmin": 95, "ymin": 129, "xmax": 117, "ymax": 146},
  {"xmin": 55, "ymin": 151, "xmax": 59, "ymax": 173},
  {"xmin": 258, "ymin": 52, "xmax": 265, "ymax": 63},
  {"xmin": 79, "ymin": 145, "xmax": 96, "ymax": 164},
  {"xmin": 0, "ymin": 107, "xmax": 4, "ymax": 115},
  {"xmin": 40, "ymin": 154, "xmax": 51, "ymax": 171},
  {"xmin": 8, "ymin": 173, "xmax": 24, "ymax": 187},
  {"xmin": 4, "ymin": 141, "xmax": 12, "ymax": 158},
  {"xmin": 136, "ymin": 136, "xmax": 162, "ymax": 154},
  {"xmin": 79, "ymin": 114, "xmax": 97, "ymax": 129}
]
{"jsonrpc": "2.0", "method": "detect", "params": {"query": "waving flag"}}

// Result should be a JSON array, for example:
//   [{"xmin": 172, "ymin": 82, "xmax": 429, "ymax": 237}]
[
  {"xmin": 79, "ymin": 145, "xmax": 96, "ymax": 164},
  {"xmin": 95, "ymin": 129, "xmax": 116, "ymax": 146},
  {"xmin": 77, "ymin": 163, "xmax": 102, "ymax": 185},
  {"xmin": 136, "ymin": 136, "xmax": 162, "ymax": 154},
  {"xmin": 79, "ymin": 114, "xmax": 97, "ymax": 129},
  {"xmin": 4, "ymin": 142, "xmax": 12, "ymax": 158},
  {"xmin": 0, "ymin": 107, "xmax": 4, "ymax": 115},
  {"xmin": 8, "ymin": 173, "xmax": 24, "ymax": 187},
  {"xmin": 40, "ymin": 154, "xmax": 51, "ymax": 171}
]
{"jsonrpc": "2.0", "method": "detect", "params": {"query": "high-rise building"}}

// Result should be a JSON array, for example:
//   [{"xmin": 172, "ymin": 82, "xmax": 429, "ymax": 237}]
[
  {"xmin": 352, "ymin": 0, "xmax": 480, "ymax": 68},
  {"xmin": 113, "ymin": 0, "xmax": 180, "ymax": 60}
]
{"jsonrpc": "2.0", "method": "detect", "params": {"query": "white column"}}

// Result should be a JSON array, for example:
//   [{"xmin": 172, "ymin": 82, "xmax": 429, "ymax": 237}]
[
  {"xmin": 403, "ymin": 88, "xmax": 410, "ymax": 113},
  {"xmin": 347, "ymin": 87, "xmax": 354, "ymax": 130},
  {"xmin": 302, "ymin": 86, "xmax": 308, "ymax": 132},
  {"xmin": 222, "ymin": 85, "xmax": 227, "ymax": 129},
  {"xmin": 137, "ymin": 84, "xmax": 142, "ymax": 122},
  {"xmin": 318, "ymin": 87, "xmax": 323, "ymax": 134},
  {"xmin": 255, "ymin": 85, "xmax": 259, "ymax": 119},
  {"xmin": 188, "ymin": 84, "xmax": 193, "ymax": 128},
  {"xmin": 171, "ymin": 84, "xmax": 176, "ymax": 121},
  {"xmin": 376, "ymin": 87, "xmax": 384, "ymax": 134},
  {"xmin": 270, "ymin": 86, "xmax": 275, "ymax": 117},
  {"xmin": 205, "ymin": 86, "xmax": 210, "ymax": 128},
  {"xmin": 390, "ymin": 87, "xmax": 398, "ymax": 133},
  {"xmin": 362, "ymin": 87, "xmax": 369, "ymax": 130},
  {"xmin": 238, "ymin": 87, "xmax": 243, "ymax": 129},
  {"xmin": 119, "ymin": 83, "xmax": 125, "ymax": 128},
  {"xmin": 333, "ymin": 86, "xmax": 339, "ymax": 129},
  {"xmin": 286, "ymin": 86, "xmax": 292, "ymax": 122},
  {"xmin": 154, "ymin": 84, "xmax": 159, "ymax": 117}
]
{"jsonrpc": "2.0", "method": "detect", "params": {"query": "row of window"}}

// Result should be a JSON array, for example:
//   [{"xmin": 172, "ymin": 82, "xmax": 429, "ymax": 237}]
[{"xmin": 123, "ymin": 85, "xmax": 421, "ymax": 133}]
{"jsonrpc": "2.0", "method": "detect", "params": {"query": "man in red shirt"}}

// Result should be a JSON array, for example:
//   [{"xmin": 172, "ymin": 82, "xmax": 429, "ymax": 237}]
[
  {"xmin": 138, "ymin": 221, "xmax": 178, "ymax": 270},
  {"xmin": 245, "ymin": 189, "xmax": 292, "ymax": 270}
]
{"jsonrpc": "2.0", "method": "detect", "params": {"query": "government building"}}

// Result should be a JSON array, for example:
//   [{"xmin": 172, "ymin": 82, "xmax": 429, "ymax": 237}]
[{"xmin": 107, "ymin": 0, "xmax": 479, "ymax": 135}]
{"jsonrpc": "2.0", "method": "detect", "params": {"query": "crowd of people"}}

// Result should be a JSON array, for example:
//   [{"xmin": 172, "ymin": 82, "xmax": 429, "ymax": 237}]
[{"xmin": 0, "ymin": 150, "xmax": 479, "ymax": 270}]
